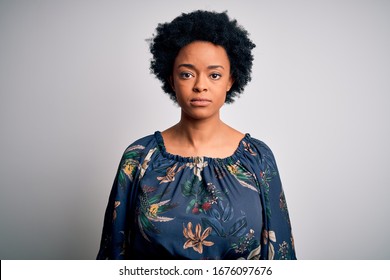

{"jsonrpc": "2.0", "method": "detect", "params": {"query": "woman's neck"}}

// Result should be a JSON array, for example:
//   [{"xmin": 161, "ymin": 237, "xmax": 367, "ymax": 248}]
[
  {"xmin": 161, "ymin": 110, "xmax": 244, "ymax": 158},
  {"xmin": 174, "ymin": 118, "xmax": 225, "ymax": 148}
]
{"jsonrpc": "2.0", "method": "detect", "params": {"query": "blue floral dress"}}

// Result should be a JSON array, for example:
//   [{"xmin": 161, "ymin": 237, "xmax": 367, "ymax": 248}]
[{"xmin": 97, "ymin": 132, "xmax": 296, "ymax": 260}]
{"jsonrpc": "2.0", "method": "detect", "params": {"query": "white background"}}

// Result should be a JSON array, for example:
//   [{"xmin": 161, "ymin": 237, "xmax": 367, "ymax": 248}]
[{"xmin": 0, "ymin": 0, "xmax": 389, "ymax": 259}]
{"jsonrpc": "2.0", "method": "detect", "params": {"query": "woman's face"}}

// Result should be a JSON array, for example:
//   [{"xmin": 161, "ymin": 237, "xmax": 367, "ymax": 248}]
[{"xmin": 171, "ymin": 41, "xmax": 234, "ymax": 121}]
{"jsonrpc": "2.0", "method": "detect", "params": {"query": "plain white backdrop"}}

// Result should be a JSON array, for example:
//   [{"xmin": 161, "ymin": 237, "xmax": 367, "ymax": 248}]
[{"xmin": 0, "ymin": 0, "xmax": 389, "ymax": 259}]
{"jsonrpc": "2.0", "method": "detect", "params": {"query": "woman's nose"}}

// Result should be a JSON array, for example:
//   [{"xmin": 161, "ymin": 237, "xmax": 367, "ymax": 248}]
[{"xmin": 193, "ymin": 75, "xmax": 207, "ymax": 93}]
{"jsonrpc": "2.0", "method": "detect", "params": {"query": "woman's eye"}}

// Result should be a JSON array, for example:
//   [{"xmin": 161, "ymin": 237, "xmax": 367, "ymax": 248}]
[
  {"xmin": 210, "ymin": 73, "xmax": 221, "ymax": 80},
  {"xmin": 180, "ymin": 72, "xmax": 193, "ymax": 79}
]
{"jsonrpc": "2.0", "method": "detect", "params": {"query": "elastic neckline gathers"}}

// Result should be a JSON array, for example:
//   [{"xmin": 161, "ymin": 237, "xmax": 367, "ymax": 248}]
[{"xmin": 154, "ymin": 131, "xmax": 251, "ymax": 164}]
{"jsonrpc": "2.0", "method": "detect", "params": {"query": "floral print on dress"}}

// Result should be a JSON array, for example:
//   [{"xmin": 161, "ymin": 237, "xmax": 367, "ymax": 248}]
[
  {"xmin": 186, "ymin": 157, "xmax": 208, "ymax": 181},
  {"xmin": 181, "ymin": 178, "xmax": 222, "ymax": 215},
  {"xmin": 262, "ymin": 229, "xmax": 277, "ymax": 260},
  {"xmin": 157, "ymin": 163, "xmax": 186, "ymax": 184},
  {"xmin": 237, "ymin": 245, "xmax": 261, "ymax": 260},
  {"xmin": 232, "ymin": 229, "xmax": 259, "ymax": 255},
  {"xmin": 137, "ymin": 185, "xmax": 178, "ymax": 241},
  {"xmin": 227, "ymin": 161, "xmax": 259, "ymax": 192},
  {"xmin": 259, "ymin": 168, "xmax": 277, "ymax": 219},
  {"xmin": 97, "ymin": 132, "xmax": 296, "ymax": 260},
  {"xmin": 183, "ymin": 222, "xmax": 214, "ymax": 254}
]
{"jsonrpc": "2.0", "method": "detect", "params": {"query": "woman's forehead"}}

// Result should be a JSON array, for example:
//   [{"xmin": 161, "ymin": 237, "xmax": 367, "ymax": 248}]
[{"xmin": 174, "ymin": 41, "xmax": 230, "ymax": 66}]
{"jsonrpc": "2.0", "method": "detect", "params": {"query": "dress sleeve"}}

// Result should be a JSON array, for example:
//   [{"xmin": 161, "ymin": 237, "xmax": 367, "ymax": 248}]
[
  {"xmin": 253, "ymin": 140, "xmax": 297, "ymax": 260},
  {"xmin": 96, "ymin": 144, "xmax": 150, "ymax": 259}
]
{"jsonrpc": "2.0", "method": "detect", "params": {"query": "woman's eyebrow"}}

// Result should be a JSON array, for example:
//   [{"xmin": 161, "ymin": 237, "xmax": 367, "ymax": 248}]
[
  {"xmin": 208, "ymin": 65, "xmax": 224, "ymax": 70},
  {"xmin": 177, "ymin": 63, "xmax": 225, "ymax": 70}
]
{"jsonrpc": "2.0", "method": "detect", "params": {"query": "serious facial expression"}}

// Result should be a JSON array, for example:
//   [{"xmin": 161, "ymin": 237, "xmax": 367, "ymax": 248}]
[{"xmin": 171, "ymin": 41, "xmax": 234, "ymax": 121}]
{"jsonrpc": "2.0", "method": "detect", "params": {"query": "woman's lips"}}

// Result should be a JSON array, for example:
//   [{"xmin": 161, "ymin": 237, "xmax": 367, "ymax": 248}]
[{"xmin": 190, "ymin": 98, "xmax": 211, "ymax": 106}]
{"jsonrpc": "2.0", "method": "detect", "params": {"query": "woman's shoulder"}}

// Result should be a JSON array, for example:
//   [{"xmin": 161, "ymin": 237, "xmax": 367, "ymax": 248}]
[
  {"xmin": 247, "ymin": 135, "xmax": 272, "ymax": 153},
  {"xmin": 245, "ymin": 135, "xmax": 278, "ymax": 165},
  {"xmin": 122, "ymin": 133, "xmax": 159, "ymax": 155}
]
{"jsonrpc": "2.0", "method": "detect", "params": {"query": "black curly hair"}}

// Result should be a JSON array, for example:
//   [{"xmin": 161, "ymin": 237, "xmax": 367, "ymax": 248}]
[{"xmin": 149, "ymin": 10, "xmax": 256, "ymax": 103}]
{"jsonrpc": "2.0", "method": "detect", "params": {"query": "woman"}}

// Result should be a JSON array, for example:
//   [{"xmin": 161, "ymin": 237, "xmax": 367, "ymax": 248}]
[{"xmin": 97, "ymin": 10, "xmax": 296, "ymax": 260}]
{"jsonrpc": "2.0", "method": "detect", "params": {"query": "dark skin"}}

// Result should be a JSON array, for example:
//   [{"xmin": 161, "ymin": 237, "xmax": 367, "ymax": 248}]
[{"xmin": 161, "ymin": 41, "xmax": 245, "ymax": 158}]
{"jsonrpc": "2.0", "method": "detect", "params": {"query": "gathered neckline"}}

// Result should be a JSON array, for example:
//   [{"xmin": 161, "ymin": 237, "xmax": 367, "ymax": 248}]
[{"xmin": 154, "ymin": 131, "xmax": 251, "ymax": 164}]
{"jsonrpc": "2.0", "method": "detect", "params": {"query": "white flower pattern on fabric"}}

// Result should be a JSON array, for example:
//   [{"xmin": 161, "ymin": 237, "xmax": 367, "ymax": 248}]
[{"xmin": 186, "ymin": 157, "xmax": 208, "ymax": 181}]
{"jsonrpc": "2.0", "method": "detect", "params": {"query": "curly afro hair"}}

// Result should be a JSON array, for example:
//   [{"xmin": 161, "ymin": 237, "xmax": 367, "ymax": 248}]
[{"xmin": 149, "ymin": 10, "xmax": 256, "ymax": 103}]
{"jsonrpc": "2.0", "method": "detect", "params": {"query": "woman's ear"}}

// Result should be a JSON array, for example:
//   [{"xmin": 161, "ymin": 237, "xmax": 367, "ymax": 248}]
[
  {"xmin": 227, "ymin": 75, "xmax": 234, "ymax": 92},
  {"xmin": 169, "ymin": 76, "xmax": 175, "ymax": 92}
]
